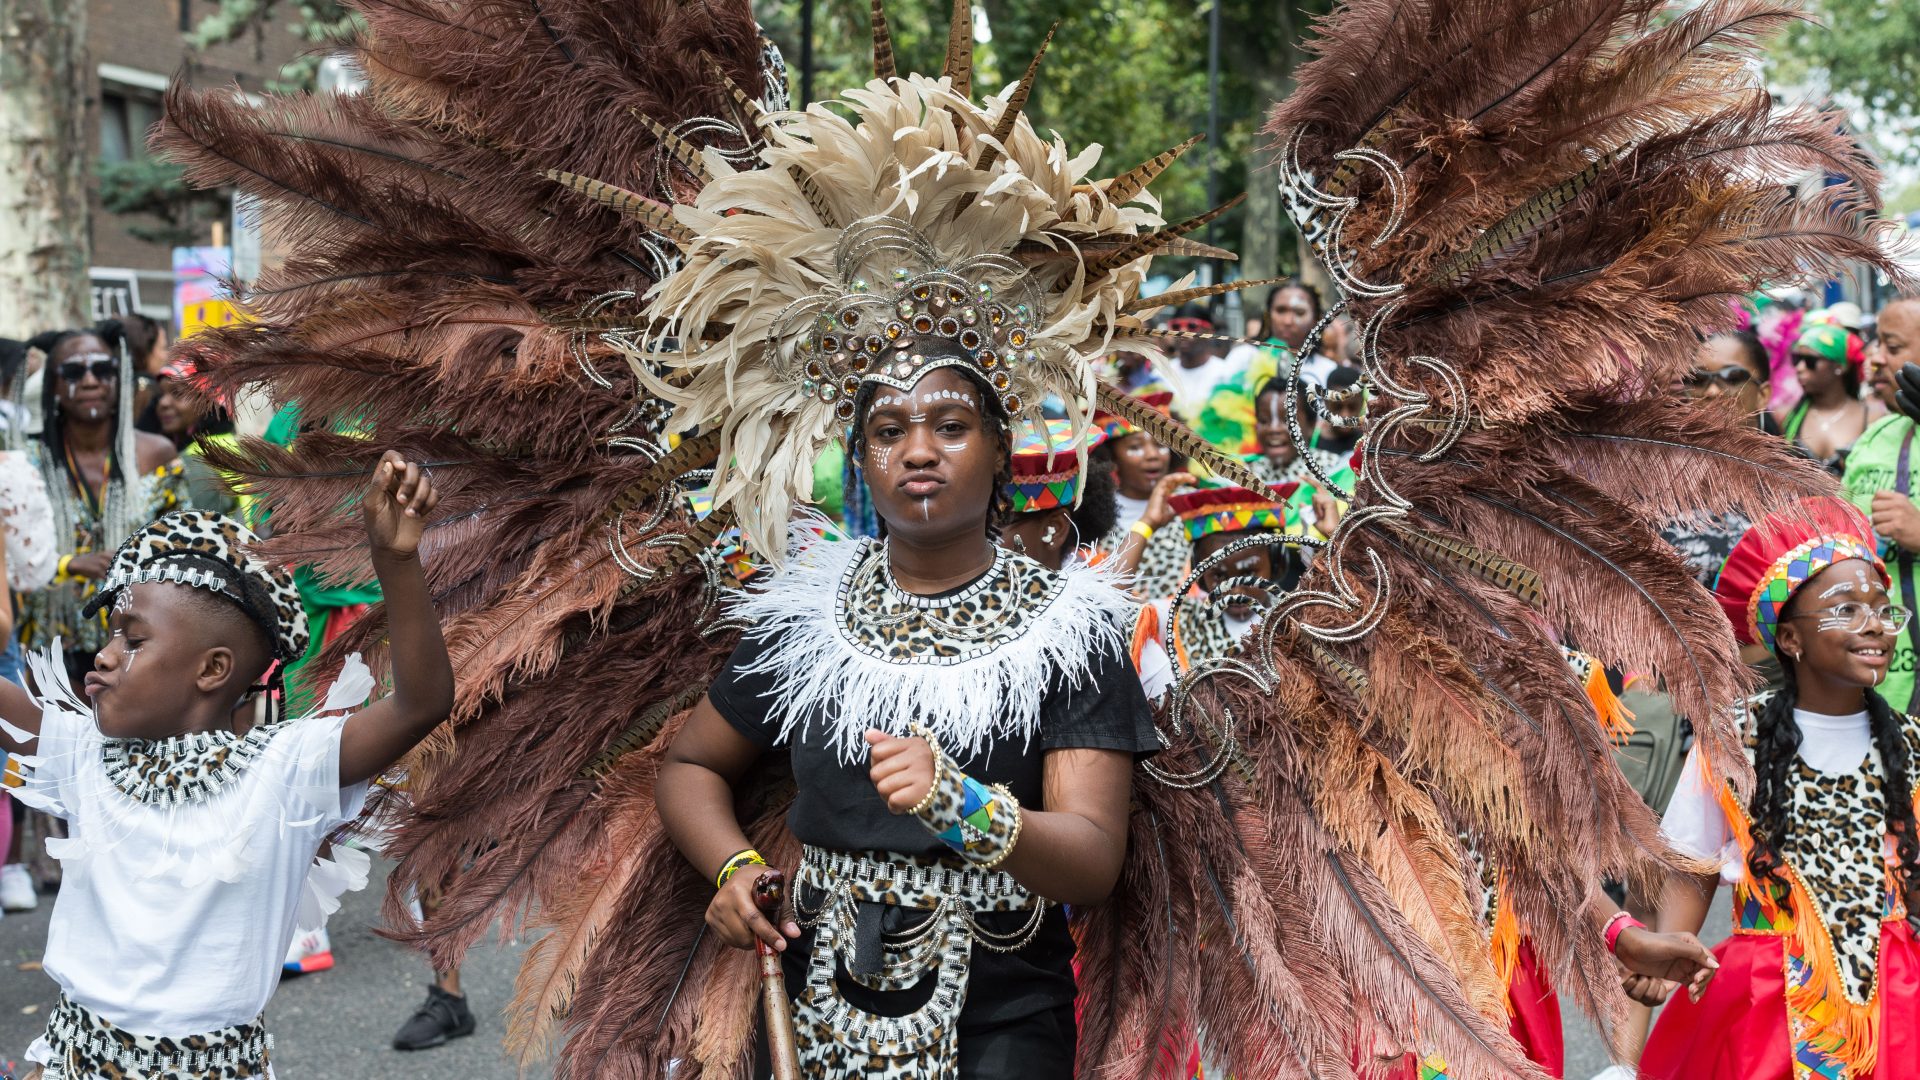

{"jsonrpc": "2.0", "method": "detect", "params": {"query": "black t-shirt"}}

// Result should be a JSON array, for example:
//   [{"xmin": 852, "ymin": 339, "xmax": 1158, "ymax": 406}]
[
  {"xmin": 708, "ymin": 617, "xmax": 1159, "ymax": 853},
  {"xmin": 707, "ymin": 582, "xmax": 1159, "ymax": 1029}
]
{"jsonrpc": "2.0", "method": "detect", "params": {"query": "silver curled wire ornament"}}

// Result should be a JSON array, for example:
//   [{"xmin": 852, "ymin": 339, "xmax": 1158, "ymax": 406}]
[{"xmin": 1138, "ymin": 128, "xmax": 1474, "ymax": 789}]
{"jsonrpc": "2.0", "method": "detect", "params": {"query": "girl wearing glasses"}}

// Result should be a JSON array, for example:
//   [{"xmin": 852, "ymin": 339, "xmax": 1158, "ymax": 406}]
[{"xmin": 1639, "ymin": 497, "xmax": 1920, "ymax": 1080}]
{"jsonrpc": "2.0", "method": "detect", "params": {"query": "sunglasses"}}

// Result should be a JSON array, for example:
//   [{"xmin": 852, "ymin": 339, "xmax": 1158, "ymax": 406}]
[
  {"xmin": 1682, "ymin": 365, "xmax": 1755, "ymax": 389},
  {"xmin": 1790, "ymin": 352, "xmax": 1839, "ymax": 369},
  {"xmin": 57, "ymin": 356, "xmax": 117, "ymax": 383}
]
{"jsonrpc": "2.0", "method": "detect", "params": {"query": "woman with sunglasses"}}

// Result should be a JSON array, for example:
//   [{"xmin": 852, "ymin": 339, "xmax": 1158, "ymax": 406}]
[
  {"xmin": 1663, "ymin": 332, "xmax": 1782, "ymax": 590},
  {"xmin": 1783, "ymin": 323, "xmax": 1870, "ymax": 476},
  {"xmin": 17, "ymin": 327, "xmax": 182, "ymax": 685},
  {"xmin": 1638, "ymin": 497, "xmax": 1920, "ymax": 1080}
]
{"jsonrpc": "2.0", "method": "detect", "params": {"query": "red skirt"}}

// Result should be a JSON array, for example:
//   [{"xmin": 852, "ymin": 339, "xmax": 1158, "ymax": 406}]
[
  {"xmin": 1639, "ymin": 921, "xmax": 1920, "ymax": 1080},
  {"xmin": 1382, "ymin": 940, "xmax": 1564, "ymax": 1078}
]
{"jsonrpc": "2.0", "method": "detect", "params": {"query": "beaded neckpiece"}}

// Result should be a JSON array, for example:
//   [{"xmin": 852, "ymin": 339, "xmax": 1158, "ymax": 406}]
[
  {"xmin": 101, "ymin": 722, "xmax": 287, "ymax": 807},
  {"xmin": 834, "ymin": 539, "xmax": 1068, "ymax": 665}
]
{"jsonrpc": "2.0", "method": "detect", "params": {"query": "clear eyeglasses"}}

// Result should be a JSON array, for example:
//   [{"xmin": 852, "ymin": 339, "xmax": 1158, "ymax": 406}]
[{"xmin": 1784, "ymin": 602, "xmax": 1914, "ymax": 635}]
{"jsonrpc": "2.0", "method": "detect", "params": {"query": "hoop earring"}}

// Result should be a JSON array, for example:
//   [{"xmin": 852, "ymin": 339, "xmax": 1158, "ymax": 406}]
[{"xmin": 1009, "ymin": 535, "xmax": 1027, "ymax": 553}]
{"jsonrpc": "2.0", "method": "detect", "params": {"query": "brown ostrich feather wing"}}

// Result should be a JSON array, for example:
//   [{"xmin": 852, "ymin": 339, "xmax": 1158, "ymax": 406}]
[
  {"xmin": 149, "ymin": 0, "xmax": 776, "ymax": 1065},
  {"xmin": 1078, "ymin": 0, "xmax": 1911, "ymax": 1076}
]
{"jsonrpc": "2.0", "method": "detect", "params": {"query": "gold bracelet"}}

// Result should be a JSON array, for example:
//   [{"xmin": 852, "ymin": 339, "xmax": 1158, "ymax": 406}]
[
  {"xmin": 1130, "ymin": 520, "xmax": 1155, "ymax": 541},
  {"xmin": 905, "ymin": 722, "xmax": 946, "ymax": 817},
  {"xmin": 976, "ymin": 784, "xmax": 1023, "ymax": 870},
  {"xmin": 714, "ymin": 848, "xmax": 766, "ymax": 890}
]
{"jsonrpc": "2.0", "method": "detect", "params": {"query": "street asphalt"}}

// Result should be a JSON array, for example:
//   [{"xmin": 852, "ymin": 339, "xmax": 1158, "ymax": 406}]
[{"xmin": 0, "ymin": 854, "xmax": 1728, "ymax": 1079}]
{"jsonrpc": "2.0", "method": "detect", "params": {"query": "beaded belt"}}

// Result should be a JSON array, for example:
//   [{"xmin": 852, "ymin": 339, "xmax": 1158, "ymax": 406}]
[
  {"xmin": 791, "ymin": 847, "xmax": 1049, "ymax": 1080},
  {"xmin": 41, "ymin": 994, "xmax": 271, "ymax": 1080}
]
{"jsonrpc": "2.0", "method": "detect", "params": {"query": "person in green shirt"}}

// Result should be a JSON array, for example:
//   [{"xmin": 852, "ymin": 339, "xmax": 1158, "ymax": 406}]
[{"xmin": 1841, "ymin": 297, "xmax": 1920, "ymax": 711}]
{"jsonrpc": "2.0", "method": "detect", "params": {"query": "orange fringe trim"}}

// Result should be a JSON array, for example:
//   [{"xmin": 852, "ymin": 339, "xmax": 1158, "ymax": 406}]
[
  {"xmin": 1576, "ymin": 655, "xmax": 1635, "ymax": 744},
  {"xmin": 1488, "ymin": 876, "xmax": 1521, "ymax": 1018},
  {"xmin": 1712, "ymin": 780, "xmax": 1888, "ymax": 1075}
]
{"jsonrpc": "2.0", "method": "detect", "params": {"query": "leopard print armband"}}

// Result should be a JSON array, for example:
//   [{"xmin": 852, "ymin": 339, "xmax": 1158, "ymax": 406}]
[{"xmin": 908, "ymin": 724, "xmax": 1022, "ymax": 869}]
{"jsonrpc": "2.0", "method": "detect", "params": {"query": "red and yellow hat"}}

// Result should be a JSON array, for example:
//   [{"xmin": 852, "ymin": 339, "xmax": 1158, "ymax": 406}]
[
  {"xmin": 1167, "ymin": 484, "xmax": 1293, "ymax": 542},
  {"xmin": 1713, "ymin": 496, "xmax": 1884, "ymax": 651},
  {"xmin": 1005, "ymin": 419, "xmax": 1107, "ymax": 513}
]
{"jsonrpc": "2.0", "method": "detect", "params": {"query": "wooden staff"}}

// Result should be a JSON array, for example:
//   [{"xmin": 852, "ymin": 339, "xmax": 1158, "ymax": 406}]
[{"xmin": 754, "ymin": 870, "xmax": 801, "ymax": 1080}]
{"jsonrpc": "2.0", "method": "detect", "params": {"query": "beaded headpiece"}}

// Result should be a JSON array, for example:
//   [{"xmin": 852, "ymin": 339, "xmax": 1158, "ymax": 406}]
[
  {"xmin": 633, "ymin": 63, "xmax": 1245, "ymax": 564},
  {"xmin": 84, "ymin": 510, "xmax": 308, "ymax": 663}
]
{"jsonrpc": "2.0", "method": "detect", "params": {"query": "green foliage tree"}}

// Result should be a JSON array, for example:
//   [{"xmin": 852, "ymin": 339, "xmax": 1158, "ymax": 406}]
[
  {"xmin": 96, "ymin": 159, "xmax": 229, "ymax": 248},
  {"xmin": 1773, "ymin": 0, "xmax": 1920, "ymax": 165},
  {"xmin": 188, "ymin": 0, "xmax": 357, "ymax": 92}
]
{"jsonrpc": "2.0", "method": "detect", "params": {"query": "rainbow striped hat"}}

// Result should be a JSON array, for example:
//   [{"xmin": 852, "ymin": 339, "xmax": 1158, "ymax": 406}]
[
  {"xmin": 1004, "ymin": 419, "xmax": 1107, "ymax": 513},
  {"xmin": 1168, "ymin": 484, "xmax": 1294, "ymax": 542}
]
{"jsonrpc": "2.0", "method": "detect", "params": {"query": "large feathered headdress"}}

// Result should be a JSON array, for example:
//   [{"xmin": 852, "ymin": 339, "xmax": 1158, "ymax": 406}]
[{"xmin": 617, "ymin": 44, "xmax": 1240, "ymax": 561}]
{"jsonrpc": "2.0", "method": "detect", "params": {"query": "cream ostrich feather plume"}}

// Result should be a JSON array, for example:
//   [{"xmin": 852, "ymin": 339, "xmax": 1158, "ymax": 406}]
[{"xmin": 581, "ymin": 30, "xmax": 1243, "ymax": 564}]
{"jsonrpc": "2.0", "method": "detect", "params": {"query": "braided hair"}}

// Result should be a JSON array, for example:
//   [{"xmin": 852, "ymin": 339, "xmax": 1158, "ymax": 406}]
[
  {"xmin": 1752, "ymin": 635, "xmax": 1920, "ymax": 913},
  {"xmin": 845, "ymin": 356, "xmax": 1011, "ymax": 541}
]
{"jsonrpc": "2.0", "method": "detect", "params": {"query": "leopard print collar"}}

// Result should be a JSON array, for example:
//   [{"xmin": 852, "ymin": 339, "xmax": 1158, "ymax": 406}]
[
  {"xmin": 101, "ymin": 722, "xmax": 287, "ymax": 807},
  {"xmin": 1172, "ymin": 599, "xmax": 1248, "ymax": 670},
  {"xmin": 836, "ymin": 540, "xmax": 1062, "ymax": 664}
]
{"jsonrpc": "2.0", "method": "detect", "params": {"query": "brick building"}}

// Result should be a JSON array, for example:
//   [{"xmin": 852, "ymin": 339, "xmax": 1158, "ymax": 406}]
[{"xmin": 87, "ymin": 0, "xmax": 307, "ymax": 322}]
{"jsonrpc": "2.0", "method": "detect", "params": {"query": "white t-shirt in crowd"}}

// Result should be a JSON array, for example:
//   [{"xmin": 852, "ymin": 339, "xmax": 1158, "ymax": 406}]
[
  {"xmin": 15, "ymin": 656, "xmax": 373, "ymax": 1039},
  {"xmin": 1661, "ymin": 706, "xmax": 1873, "ymax": 883},
  {"xmin": 1221, "ymin": 343, "xmax": 1337, "ymax": 394},
  {"xmin": 1162, "ymin": 354, "xmax": 1246, "ymax": 418}
]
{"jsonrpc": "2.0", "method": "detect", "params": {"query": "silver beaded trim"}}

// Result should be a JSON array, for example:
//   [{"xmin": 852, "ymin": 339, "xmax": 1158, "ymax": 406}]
[{"xmin": 43, "ymin": 994, "xmax": 271, "ymax": 1079}]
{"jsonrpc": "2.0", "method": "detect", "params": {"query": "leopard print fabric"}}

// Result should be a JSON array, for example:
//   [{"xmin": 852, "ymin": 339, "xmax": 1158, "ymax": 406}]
[
  {"xmin": 1739, "ymin": 696, "xmax": 1920, "ymax": 1004},
  {"xmin": 835, "ymin": 540, "xmax": 1066, "ymax": 664},
  {"xmin": 100, "ymin": 722, "xmax": 289, "ymax": 808},
  {"xmin": 89, "ymin": 510, "xmax": 308, "ymax": 663},
  {"xmin": 41, "ymin": 994, "xmax": 270, "ymax": 1079},
  {"xmin": 1778, "ymin": 754, "xmax": 1886, "ymax": 1002},
  {"xmin": 1096, "ymin": 517, "xmax": 1188, "ymax": 599},
  {"xmin": 1171, "ymin": 600, "xmax": 1244, "ymax": 670},
  {"xmin": 792, "ymin": 848, "xmax": 1047, "ymax": 1079}
]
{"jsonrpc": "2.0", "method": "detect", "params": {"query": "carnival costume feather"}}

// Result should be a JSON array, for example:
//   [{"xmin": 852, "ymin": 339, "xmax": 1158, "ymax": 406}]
[{"xmin": 154, "ymin": 0, "xmax": 1909, "ymax": 1076}]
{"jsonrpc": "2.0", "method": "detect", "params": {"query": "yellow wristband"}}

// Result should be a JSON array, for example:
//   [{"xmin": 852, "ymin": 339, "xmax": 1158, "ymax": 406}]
[
  {"xmin": 715, "ymin": 848, "xmax": 766, "ymax": 890},
  {"xmin": 55, "ymin": 555, "xmax": 73, "ymax": 583},
  {"xmin": 1130, "ymin": 520, "xmax": 1155, "ymax": 541}
]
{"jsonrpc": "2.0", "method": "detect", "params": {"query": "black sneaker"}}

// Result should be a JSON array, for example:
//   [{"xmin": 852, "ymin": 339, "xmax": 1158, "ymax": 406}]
[{"xmin": 392, "ymin": 985, "xmax": 476, "ymax": 1050}]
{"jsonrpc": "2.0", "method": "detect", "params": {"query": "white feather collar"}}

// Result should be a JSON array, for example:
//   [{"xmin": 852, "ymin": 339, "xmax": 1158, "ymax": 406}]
[{"xmin": 725, "ymin": 530, "xmax": 1140, "ymax": 763}]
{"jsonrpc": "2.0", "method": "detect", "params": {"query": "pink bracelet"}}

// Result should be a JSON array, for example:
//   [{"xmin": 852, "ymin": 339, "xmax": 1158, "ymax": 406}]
[{"xmin": 1603, "ymin": 911, "xmax": 1644, "ymax": 954}]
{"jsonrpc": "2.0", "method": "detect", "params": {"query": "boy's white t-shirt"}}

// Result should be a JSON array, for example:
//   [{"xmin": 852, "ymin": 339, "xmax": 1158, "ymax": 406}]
[{"xmin": 13, "ymin": 656, "xmax": 372, "ymax": 1038}]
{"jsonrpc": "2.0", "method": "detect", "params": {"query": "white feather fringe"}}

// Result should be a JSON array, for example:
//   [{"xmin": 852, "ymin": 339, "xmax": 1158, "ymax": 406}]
[{"xmin": 725, "ymin": 525, "xmax": 1143, "ymax": 764}]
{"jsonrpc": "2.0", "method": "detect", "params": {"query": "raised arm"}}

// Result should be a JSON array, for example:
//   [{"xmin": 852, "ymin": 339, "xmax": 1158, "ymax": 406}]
[{"xmin": 337, "ymin": 452, "xmax": 453, "ymax": 786}]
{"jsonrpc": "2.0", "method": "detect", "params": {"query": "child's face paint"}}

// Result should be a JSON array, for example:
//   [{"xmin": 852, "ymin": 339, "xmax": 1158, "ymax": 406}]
[{"xmin": 87, "ymin": 584, "xmax": 263, "ymax": 740}]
